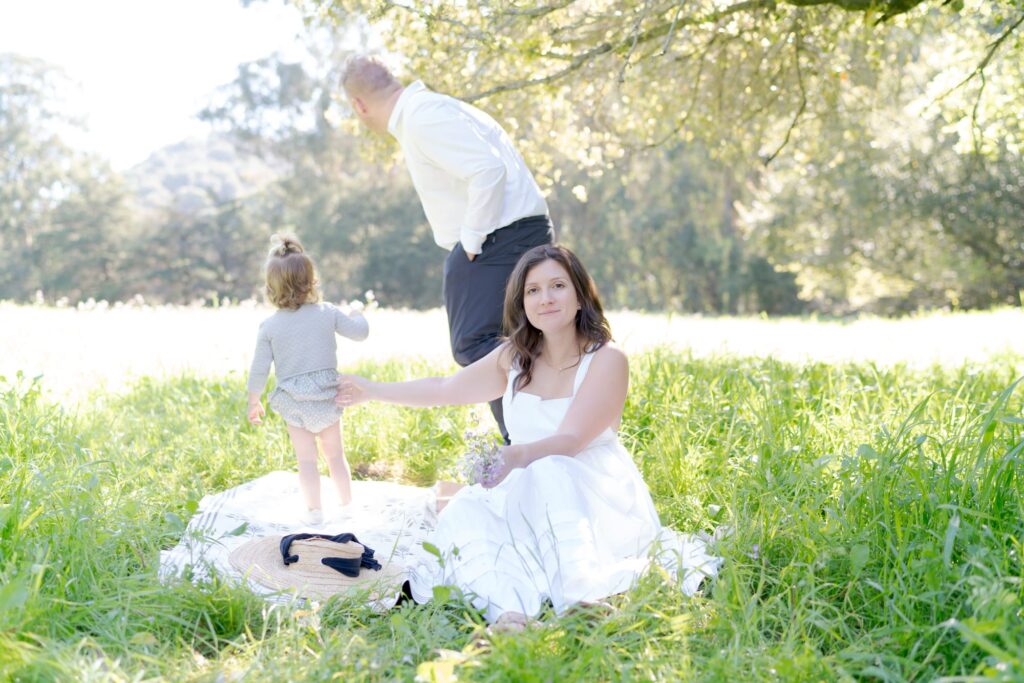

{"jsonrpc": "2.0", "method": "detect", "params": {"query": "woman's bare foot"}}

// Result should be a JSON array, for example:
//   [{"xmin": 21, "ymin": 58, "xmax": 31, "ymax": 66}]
[
  {"xmin": 489, "ymin": 611, "xmax": 530, "ymax": 633},
  {"xmin": 564, "ymin": 599, "xmax": 615, "ymax": 618}
]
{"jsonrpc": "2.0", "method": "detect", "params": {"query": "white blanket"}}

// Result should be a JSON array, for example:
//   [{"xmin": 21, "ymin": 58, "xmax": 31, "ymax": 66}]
[{"xmin": 158, "ymin": 471, "xmax": 438, "ymax": 606}]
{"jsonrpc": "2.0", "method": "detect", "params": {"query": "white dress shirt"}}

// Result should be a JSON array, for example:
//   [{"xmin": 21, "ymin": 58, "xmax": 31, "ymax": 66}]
[{"xmin": 387, "ymin": 81, "xmax": 548, "ymax": 255}]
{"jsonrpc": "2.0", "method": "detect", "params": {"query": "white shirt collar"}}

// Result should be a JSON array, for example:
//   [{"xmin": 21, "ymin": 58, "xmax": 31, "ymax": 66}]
[{"xmin": 387, "ymin": 80, "xmax": 428, "ymax": 137}]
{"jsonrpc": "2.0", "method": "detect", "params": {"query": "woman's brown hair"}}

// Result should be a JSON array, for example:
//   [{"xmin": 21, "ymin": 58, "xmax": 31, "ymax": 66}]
[
  {"xmin": 264, "ymin": 234, "xmax": 320, "ymax": 310},
  {"xmin": 502, "ymin": 245, "xmax": 612, "ymax": 394}
]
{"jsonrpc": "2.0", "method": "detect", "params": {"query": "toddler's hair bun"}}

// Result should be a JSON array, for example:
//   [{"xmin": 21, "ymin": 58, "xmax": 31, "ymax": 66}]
[{"xmin": 269, "ymin": 233, "xmax": 305, "ymax": 258}]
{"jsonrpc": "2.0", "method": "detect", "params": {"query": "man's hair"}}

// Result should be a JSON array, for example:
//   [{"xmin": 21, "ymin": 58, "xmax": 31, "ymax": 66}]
[{"xmin": 340, "ymin": 54, "xmax": 400, "ymax": 98}]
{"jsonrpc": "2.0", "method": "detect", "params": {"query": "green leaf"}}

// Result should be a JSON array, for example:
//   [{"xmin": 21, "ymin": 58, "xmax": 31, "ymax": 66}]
[
  {"xmin": 850, "ymin": 544, "xmax": 870, "ymax": 575},
  {"xmin": 942, "ymin": 514, "xmax": 960, "ymax": 567},
  {"xmin": 164, "ymin": 512, "xmax": 184, "ymax": 531},
  {"xmin": 422, "ymin": 542, "xmax": 441, "ymax": 559},
  {"xmin": 223, "ymin": 522, "xmax": 249, "ymax": 537},
  {"xmin": 0, "ymin": 575, "xmax": 29, "ymax": 612},
  {"xmin": 432, "ymin": 585, "xmax": 452, "ymax": 603},
  {"xmin": 962, "ymin": 617, "xmax": 1006, "ymax": 636},
  {"xmin": 980, "ymin": 420, "xmax": 997, "ymax": 449},
  {"xmin": 856, "ymin": 445, "xmax": 879, "ymax": 461},
  {"xmin": 130, "ymin": 632, "xmax": 158, "ymax": 647}
]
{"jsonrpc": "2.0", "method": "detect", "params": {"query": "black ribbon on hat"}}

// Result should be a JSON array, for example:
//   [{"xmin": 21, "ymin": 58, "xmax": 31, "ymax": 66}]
[{"xmin": 279, "ymin": 532, "xmax": 383, "ymax": 577}]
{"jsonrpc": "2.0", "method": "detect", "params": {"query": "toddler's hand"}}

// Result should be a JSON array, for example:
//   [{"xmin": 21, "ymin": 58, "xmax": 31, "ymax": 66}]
[
  {"xmin": 248, "ymin": 401, "xmax": 265, "ymax": 425},
  {"xmin": 341, "ymin": 290, "xmax": 378, "ymax": 315}
]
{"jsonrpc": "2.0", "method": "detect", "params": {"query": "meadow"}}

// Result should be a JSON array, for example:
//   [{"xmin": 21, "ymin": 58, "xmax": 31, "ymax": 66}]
[
  {"xmin": 3, "ymin": 303, "xmax": 1022, "ymax": 402},
  {"xmin": 1, "ymin": 306, "xmax": 1023, "ymax": 681}
]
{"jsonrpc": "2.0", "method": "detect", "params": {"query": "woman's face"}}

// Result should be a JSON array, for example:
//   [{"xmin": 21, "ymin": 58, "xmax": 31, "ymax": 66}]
[{"xmin": 523, "ymin": 259, "xmax": 580, "ymax": 334}]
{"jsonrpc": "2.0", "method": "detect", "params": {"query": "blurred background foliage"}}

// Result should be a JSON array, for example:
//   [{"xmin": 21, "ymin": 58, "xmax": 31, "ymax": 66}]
[{"xmin": 1, "ymin": 0, "xmax": 1021, "ymax": 315}]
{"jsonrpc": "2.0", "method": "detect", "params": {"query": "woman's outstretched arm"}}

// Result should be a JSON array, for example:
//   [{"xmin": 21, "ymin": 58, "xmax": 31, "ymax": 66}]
[
  {"xmin": 337, "ymin": 344, "xmax": 509, "ymax": 408},
  {"xmin": 484, "ymin": 345, "xmax": 628, "ymax": 487}
]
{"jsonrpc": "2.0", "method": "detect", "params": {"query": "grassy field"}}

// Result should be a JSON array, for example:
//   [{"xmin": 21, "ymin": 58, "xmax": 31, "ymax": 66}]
[
  {"xmin": 3, "ymin": 303, "xmax": 1023, "ymax": 402},
  {"xmin": 2, "ymin": 345, "xmax": 1023, "ymax": 681}
]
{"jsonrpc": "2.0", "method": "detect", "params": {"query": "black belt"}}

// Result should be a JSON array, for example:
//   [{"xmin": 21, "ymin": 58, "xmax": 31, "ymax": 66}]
[{"xmin": 486, "ymin": 215, "xmax": 549, "ymax": 244}]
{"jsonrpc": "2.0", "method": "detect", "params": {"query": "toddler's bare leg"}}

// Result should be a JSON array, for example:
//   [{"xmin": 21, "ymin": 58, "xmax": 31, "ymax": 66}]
[
  {"xmin": 318, "ymin": 421, "xmax": 352, "ymax": 506},
  {"xmin": 287, "ymin": 424, "xmax": 322, "ymax": 511}
]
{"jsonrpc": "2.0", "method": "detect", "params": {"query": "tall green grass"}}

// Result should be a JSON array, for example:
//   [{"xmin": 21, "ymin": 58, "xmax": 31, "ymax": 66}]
[{"xmin": 1, "ymin": 353, "xmax": 1021, "ymax": 681}]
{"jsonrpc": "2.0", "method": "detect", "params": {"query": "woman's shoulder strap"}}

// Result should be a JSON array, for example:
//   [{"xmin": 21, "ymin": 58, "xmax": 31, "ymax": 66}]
[{"xmin": 572, "ymin": 347, "xmax": 600, "ymax": 394}]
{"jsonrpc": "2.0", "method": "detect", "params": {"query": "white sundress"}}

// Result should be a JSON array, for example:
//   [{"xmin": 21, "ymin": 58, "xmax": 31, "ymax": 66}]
[{"xmin": 408, "ymin": 350, "xmax": 722, "ymax": 622}]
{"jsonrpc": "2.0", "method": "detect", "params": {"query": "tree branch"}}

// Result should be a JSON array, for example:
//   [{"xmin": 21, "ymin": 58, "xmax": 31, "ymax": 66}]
[
  {"xmin": 763, "ymin": 23, "xmax": 806, "ymax": 165},
  {"xmin": 639, "ymin": 33, "xmax": 718, "ymax": 149},
  {"xmin": 465, "ymin": 41, "xmax": 615, "ymax": 101},
  {"xmin": 377, "ymin": 0, "xmax": 491, "ymax": 40},
  {"xmin": 502, "ymin": 0, "xmax": 577, "ymax": 17},
  {"xmin": 528, "ymin": 0, "xmax": 771, "ymax": 59},
  {"xmin": 465, "ymin": 0, "xmax": 772, "ymax": 100},
  {"xmin": 936, "ymin": 11, "xmax": 1024, "ymax": 101},
  {"xmin": 660, "ymin": 2, "xmax": 685, "ymax": 55},
  {"xmin": 619, "ymin": 0, "xmax": 653, "ymax": 83},
  {"xmin": 970, "ymin": 68, "xmax": 986, "ymax": 155}
]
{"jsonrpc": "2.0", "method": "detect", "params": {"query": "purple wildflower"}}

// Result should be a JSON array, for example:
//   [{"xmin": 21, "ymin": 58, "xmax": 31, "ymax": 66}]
[{"xmin": 458, "ymin": 434, "xmax": 505, "ymax": 486}]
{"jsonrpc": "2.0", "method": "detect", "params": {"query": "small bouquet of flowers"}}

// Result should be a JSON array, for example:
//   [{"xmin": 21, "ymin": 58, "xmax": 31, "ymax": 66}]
[{"xmin": 458, "ymin": 432, "xmax": 506, "ymax": 487}]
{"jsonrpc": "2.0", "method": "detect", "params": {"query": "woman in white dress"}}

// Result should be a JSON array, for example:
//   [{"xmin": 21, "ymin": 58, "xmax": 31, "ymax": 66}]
[{"xmin": 338, "ymin": 245, "xmax": 718, "ymax": 626}]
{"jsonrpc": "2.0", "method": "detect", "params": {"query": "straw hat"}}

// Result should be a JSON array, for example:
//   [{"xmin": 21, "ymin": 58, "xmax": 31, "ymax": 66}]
[{"xmin": 229, "ymin": 533, "xmax": 406, "ymax": 601}]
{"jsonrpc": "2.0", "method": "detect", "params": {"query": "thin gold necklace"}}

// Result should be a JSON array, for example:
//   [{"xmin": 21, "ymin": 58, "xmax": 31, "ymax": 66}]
[{"xmin": 541, "ymin": 350, "xmax": 581, "ymax": 372}]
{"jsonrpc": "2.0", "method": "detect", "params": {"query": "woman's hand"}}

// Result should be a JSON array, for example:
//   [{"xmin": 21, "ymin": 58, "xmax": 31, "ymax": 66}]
[
  {"xmin": 482, "ymin": 445, "xmax": 529, "ymax": 488},
  {"xmin": 336, "ymin": 374, "xmax": 372, "ymax": 407}
]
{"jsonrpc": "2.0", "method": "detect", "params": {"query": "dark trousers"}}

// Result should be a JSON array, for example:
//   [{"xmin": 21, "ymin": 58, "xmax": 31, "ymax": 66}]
[{"xmin": 443, "ymin": 215, "xmax": 555, "ymax": 442}]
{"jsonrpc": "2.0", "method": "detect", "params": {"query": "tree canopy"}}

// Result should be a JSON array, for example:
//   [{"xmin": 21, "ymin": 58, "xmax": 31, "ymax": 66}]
[
  {"xmin": 1, "ymin": 1, "xmax": 1021, "ymax": 314},
  {"xmin": 300, "ymin": 0, "xmax": 1022, "ymax": 169},
  {"xmin": 0, "ymin": 54, "xmax": 130, "ymax": 302}
]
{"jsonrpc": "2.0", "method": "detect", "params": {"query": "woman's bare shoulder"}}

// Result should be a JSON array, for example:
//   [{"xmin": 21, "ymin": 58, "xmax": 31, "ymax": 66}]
[
  {"xmin": 590, "ymin": 342, "xmax": 627, "ymax": 369},
  {"xmin": 495, "ymin": 341, "xmax": 517, "ymax": 374}
]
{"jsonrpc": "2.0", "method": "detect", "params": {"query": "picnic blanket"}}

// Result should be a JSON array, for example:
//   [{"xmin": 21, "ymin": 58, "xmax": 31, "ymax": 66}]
[{"xmin": 158, "ymin": 471, "xmax": 438, "ymax": 607}]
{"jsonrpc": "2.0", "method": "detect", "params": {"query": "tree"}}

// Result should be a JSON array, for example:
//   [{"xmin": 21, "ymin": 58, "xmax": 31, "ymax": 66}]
[
  {"xmin": 122, "ymin": 135, "xmax": 282, "ymax": 303},
  {"xmin": 288, "ymin": 0, "xmax": 1022, "ymax": 314},
  {"xmin": 549, "ymin": 141, "xmax": 802, "ymax": 313},
  {"xmin": 200, "ymin": 32, "xmax": 445, "ymax": 307},
  {"xmin": 0, "ymin": 53, "xmax": 132, "ymax": 302},
  {"xmin": 200, "ymin": 24, "xmax": 805, "ymax": 313},
  {"xmin": 735, "ymin": 16, "xmax": 1024, "ymax": 313},
  {"xmin": 300, "ymin": 0, "xmax": 1022, "ymax": 168}
]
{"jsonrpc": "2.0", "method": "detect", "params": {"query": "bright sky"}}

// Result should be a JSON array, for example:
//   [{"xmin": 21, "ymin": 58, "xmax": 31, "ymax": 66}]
[{"xmin": 0, "ymin": 0, "xmax": 306, "ymax": 170}]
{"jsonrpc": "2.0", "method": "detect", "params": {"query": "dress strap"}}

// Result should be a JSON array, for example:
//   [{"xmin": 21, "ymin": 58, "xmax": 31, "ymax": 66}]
[{"xmin": 572, "ymin": 350, "xmax": 597, "ymax": 395}]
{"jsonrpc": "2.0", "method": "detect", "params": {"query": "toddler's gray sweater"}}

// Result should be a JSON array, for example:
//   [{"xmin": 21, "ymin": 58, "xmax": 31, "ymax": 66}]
[{"xmin": 248, "ymin": 302, "xmax": 368, "ymax": 394}]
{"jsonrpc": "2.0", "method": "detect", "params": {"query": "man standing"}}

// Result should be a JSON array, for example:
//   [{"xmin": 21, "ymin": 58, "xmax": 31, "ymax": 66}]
[{"xmin": 341, "ymin": 55, "xmax": 554, "ymax": 441}]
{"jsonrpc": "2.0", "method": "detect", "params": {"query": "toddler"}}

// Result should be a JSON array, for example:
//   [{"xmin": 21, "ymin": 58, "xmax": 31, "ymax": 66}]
[{"xmin": 247, "ymin": 234, "xmax": 368, "ymax": 524}]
